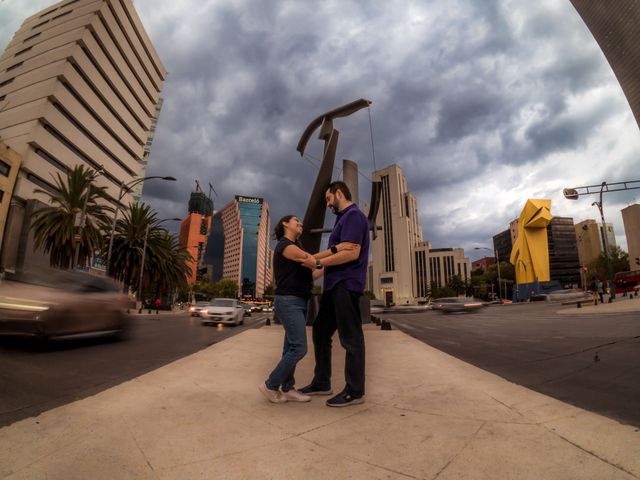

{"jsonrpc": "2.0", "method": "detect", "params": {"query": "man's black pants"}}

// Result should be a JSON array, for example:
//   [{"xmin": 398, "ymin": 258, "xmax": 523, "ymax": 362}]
[{"xmin": 310, "ymin": 282, "xmax": 365, "ymax": 397}]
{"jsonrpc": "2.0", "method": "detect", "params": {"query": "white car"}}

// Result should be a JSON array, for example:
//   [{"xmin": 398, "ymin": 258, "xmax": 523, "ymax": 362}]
[{"xmin": 200, "ymin": 298, "xmax": 245, "ymax": 326}]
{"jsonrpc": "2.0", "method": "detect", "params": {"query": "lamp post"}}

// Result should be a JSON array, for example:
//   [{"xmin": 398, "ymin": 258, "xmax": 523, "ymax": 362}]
[
  {"xmin": 564, "ymin": 182, "xmax": 616, "ymax": 301},
  {"xmin": 73, "ymin": 166, "xmax": 104, "ymax": 270},
  {"xmin": 106, "ymin": 175, "xmax": 176, "ymax": 276},
  {"xmin": 137, "ymin": 217, "xmax": 181, "ymax": 313},
  {"xmin": 474, "ymin": 246, "xmax": 501, "ymax": 300}
]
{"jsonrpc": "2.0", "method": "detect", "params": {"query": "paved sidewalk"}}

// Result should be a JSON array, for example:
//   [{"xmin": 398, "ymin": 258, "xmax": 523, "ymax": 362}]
[
  {"xmin": 1, "ymin": 325, "xmax": 639, "ymax": 479},
  {"xmin": 558, "ymin": 296, "xmax": 640, "ymax": 315}
]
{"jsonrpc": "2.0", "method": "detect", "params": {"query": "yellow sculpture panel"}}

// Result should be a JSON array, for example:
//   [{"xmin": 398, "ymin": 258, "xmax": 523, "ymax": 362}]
[{"xmin": 510, "ymin": 199, "xmax": 554, "ymax": 284}]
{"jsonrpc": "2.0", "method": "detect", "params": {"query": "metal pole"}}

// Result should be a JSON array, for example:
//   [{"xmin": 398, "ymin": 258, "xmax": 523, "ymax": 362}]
[
  {"xmin": 106, "ymin": 181, "xmax": 125, "ymax": 276},
  {"xmin": 73, "ymin": 184, "xmax": 92, "ymax": 269},
  {"xmin": 596, "ymin": 183, "xmax": 615, "ymax": 301},
  {"xmin": 495, "ymin": 249, "xmax": 502, "ymax": 301},
  {"xmin": 137, "ymin": 224, "xmax": 150, "ymax": 313}
]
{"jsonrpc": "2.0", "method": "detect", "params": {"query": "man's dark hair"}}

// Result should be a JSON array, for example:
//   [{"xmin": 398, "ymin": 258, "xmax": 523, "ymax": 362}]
[{"xmin": 327, "ymin": 181, "xmax": 352, "ymax": 201}]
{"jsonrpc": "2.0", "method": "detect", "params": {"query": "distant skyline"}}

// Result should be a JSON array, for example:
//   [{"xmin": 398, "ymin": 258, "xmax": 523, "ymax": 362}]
[{"xmin": 2, "ymin": 0, "xmax": 639, "ymax": 259}]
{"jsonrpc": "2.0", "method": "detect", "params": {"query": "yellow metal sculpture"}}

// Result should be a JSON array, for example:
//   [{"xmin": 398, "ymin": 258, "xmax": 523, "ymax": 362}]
[{"xmin": 510, "ymin": 199, "xmax": 554, "ymax": 284}]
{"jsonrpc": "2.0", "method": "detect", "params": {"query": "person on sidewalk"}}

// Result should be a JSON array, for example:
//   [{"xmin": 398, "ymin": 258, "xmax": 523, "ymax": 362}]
[
  {"xmin": 299, "ymin": 181, "xmax": 370, "ymax": 408},
  {"xmin": 260, "ymin": 215, "xmax": 319, "ymax": 404},
  {"xmin": 596, "ymin": 278, "xmax": 604, "ymax": 304},
  {"xmin": 155, "ymin": 297, "xmax": 161, "ymax": 314}
]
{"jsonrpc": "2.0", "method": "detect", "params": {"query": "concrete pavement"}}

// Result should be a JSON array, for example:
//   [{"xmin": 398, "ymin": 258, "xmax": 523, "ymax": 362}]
[
  {"xmin": 558, "ymin": 295, "xmax": 640, "ymax": 315},
  {"xmin": 1, "ymin": 324, "xmax": 639, "ymax": 479}
]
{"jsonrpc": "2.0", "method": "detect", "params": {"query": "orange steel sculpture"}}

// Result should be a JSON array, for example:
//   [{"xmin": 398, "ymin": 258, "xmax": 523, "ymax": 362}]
[{"xmin": 510, "ymin": 199, "xmax": 554, "ymax": 284}]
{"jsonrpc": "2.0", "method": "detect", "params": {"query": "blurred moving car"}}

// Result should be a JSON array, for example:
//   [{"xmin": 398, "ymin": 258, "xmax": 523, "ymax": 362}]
[
  {"xmin": 189, "ymin": 301, "xmax": 210, "ymax": 317},
  {"xmin": 240, "ymin": 302, "xmax": 252, "ymax": 317},
  {"xmin": 200, "ymin": 298, "xmax": 245, "ymax": 326},
  {"xmin": 431, "ymin": 297, "xmax": 484, "ymax": 313},
  {"xmin": 534, "ymin": 289, "xmax": 592, "ymax": 303},
  {"xmin": 0, "ymin": 271, "xmax": 129, "ymax": 341}
]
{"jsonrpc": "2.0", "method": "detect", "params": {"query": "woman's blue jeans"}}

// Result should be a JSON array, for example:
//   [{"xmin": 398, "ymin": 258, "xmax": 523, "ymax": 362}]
[{"xmin": 266, "ymin": 295, "xmax": 308, "ymax": 392}]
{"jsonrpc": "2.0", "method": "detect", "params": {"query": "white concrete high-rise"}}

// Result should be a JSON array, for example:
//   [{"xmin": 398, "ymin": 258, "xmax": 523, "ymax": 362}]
[
  {"xmin": 621, "ymin": 204, "xmax": 640, "ymax": 270},
  {"xmin": 0, "ymin": 0, "xmax": 166, "ymax": 271}
]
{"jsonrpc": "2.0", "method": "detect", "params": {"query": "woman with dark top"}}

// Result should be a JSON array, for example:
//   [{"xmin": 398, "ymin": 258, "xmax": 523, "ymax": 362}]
[{"xmin": 259, "ymin": 215, "xmax": 316, "ymax": 403}]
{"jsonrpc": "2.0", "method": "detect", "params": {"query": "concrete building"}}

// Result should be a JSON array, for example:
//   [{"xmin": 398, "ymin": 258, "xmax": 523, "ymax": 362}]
[
  {"xmin": 575, "ymin": 220, "xmax": 601, "ymax": 267},
  {"xmin": 0, "ymin": 141, "xmax": 21, "ymax": 258},
  {"xmin": 0, "ymin": 0, "xmax": 166, "ymax": 272},
  {"xmin": 203, "ymin": 195, "xmax": 271, "ymax": 299},
  {"xmin": 370, "ymin": 164, "xmax": 423, "ymax": 305},
  {"xmin": 570, "ymin": 1, "xmax": 640, "ymax": 131},
  {"xmin": 423, "ymin": 247, "xmax": 471, "ymax": 290},
  {"xmin": 621, "ymin": 204, "xmax": 640, "ymax": 270},
  {"xmin": 472, "ymin": 256, "xmax": 495, "ymax": 273},
  {"xmin": 179, "ymin": 191, "xmax": 213, "ymax": 286}
]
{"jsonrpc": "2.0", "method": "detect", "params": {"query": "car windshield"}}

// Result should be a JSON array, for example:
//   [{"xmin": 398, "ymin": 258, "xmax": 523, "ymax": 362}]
[
  {"xmin": 211, "ymin": 299, "xmax": 235, "ymax": 307},
  {"xmin": 195, "ymin": 301, "xmax": 209, "ymax": 306}
]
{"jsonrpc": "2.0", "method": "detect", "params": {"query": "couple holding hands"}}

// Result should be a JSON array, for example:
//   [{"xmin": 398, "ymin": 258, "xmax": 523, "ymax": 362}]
[{"xmin": 259, "ymin": 181, "xmax": 370, "ymax": 407}]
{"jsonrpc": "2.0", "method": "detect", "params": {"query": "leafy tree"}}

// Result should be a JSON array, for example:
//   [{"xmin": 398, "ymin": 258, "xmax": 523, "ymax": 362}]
[
  {"xmin": 31, "ymin": 165, "xmax": 112, "ymax": 268},
  {"xmin": 587, "ymin": 246, "xmax": 629, "ymax": 282},
  {"xmin": 447, "ymin": 275, "xmax": 466, "ymax": 295},
  {"xmin": 216, "ymin": 279, "xmax": 238, "ymax": 298},
  {"xmin": 430, "ymin": 281, "xmax": 455, "ymax": 299}
]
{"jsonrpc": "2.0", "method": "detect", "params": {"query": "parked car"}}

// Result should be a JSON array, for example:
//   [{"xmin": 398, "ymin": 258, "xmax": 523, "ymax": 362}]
[
  {"xmin": 431, "ymin": 297, "xmax": 484, "ymax": 313},
  {"xmin": 263, "ymin": 305, "xmax": 273, "ymax": 312},
  {"xmin": 200, "ymin": 298, "xmax": 245, "ymax": 326},
  {"xmin": 0, "ymin": 271, "xmax": 129, "ymax": 341},
  {"xmin": 189, "ymin": 301, "xmax": 210, "ymax": 317}
]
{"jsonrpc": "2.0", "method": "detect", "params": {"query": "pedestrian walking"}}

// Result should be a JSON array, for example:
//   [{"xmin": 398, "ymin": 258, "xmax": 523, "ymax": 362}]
[
  {"xmin": 155, "ymin": 297, "xmax": 161, "ymax": 314},
  {"xmin": 259, "ymin": 215, "xmax": 317, "ymax": 404},
  {"xmin": 299, "ymin": 181, "xmax": 370, "ymax": 407},
  {"xmin": 596, "ymin": 278, "xmax": 604, "ymax": 304}
]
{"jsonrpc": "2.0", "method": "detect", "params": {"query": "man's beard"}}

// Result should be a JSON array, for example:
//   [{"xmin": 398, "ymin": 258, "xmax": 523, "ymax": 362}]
[{"xmin": 329, "ymin": 203, "xmax": 338, "ymax": 214}]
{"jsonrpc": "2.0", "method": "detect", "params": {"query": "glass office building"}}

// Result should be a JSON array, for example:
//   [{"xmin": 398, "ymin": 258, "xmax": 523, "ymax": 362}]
[{"xmin": 204, "ymin": 195, "xmax": 271, "ymax": 298}]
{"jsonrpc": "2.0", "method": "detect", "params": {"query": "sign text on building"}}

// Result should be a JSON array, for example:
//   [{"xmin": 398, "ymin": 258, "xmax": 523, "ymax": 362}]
[{"xmin": 236, "ymin": 195, "xmax": 263, "ymax": 204}]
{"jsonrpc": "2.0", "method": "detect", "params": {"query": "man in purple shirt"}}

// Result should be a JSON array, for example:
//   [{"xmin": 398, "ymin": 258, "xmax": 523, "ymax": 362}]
[{"xmin": 300, "ymin": 181, "xmax": 370, "ymax": 407}]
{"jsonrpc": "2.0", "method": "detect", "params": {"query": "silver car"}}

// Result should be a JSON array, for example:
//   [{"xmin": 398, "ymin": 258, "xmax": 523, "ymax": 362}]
[{"xmin": 431, "ymin": 297, "xmax": 484, "ymax": 314}]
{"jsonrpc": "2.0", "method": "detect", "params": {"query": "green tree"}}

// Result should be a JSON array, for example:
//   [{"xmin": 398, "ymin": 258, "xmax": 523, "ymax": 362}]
[
  {"xmin": 31, "ymin": 165, "xmax": 112, "ymax": 268},
  {"xmin": 215, "ymin": 279, "xmax": 238, "ymax": 298},
  {"xmin": 446, "ymin": 274, "xmax": 466, "ymax": 295},
  {"xmin": 587, "ymin": 246, "xmax": 629, "ymax": 282}
]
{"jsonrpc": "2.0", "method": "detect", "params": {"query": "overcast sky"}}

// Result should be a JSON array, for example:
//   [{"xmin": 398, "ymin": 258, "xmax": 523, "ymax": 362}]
[{"xmin": 2, "ymin": 0, "xmax": 639, "ymax": 259}]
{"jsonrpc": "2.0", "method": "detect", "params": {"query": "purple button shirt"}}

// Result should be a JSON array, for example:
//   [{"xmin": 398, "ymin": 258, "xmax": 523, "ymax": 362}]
[{"xmin": 323, "ymin": 203, "xmax": 370, "ymax": 293}]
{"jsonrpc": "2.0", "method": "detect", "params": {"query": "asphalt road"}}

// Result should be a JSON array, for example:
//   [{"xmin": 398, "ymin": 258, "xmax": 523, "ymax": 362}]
[
  {"xmin": 381, "ymin": 302, "xmax": 640, "ymax": 427},
  {"xmin": 0, "ymin": 311, "xmax": 271, "ymax": 428}
]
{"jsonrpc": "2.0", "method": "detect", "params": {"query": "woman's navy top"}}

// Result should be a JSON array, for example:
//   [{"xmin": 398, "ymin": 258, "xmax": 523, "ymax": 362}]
[{"xmin": 274, "ymin": 238, "xmax": 312, "ymax": 299}]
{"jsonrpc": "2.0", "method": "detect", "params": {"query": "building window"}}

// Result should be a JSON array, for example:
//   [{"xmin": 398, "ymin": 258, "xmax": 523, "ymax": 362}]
[
  {"xmin": 23, "ymin": 32, "xmax": 42, "ymax": 43},
  {"xmin": 52, "ymin": 10, "xmax": 72, "ymax": 20},
  {"xmin": 0, "ymin": 78, "xmax": 14, "ymax": 88},
  {"xmin": 14, "ymin": 46, "xmax": 32, "ymax": 57},
  {"xmin": 0, "ymin": 189, "xmax": 4, "ymax": 202},
  {"xmin": 380, "ymin": 277, "xmax": 393, "ymax": 284},
  {"xmin": 61, "ymin": 0, "xmax": 80, "ymax": 7},
  {"xmin": 6, "ymin": 62, "xmax": 23, "ymax": 72},
  {"xmin": 27, "ymin": 173, "xmax": 58, "ymax": 195},
  {"xmin": 0, "ymin": 95, "xmax": 6, "ymax": 103},
  {"xmin": 34, "ymin": 147, "xmax": 69, "ymax": 174},
  {"xmin": 32, "ymin": 19, "xmax": 50, "ymax": 30},
  {"xmin": 0, "ymin": 159, "xmax": 10, "ymax": 177}
]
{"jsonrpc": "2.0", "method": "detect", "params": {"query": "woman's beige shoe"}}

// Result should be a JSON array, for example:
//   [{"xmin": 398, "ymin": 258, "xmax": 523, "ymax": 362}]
[
  {"xmin": 259, "ymin": 383, "xmax": 287, "ymax": 403},
  {"xmin": 281, "ymin": 389, "xmax": 312, "ymax": 402}
]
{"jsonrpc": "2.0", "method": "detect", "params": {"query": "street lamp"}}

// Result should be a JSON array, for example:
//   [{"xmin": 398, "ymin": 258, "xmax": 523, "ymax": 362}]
[
  {"xmin": 73, "ymin": 166, "xmax": 104, "ymax": 270},
  {"xmin": 137, "ymin": 217, "xmax": 181, "ymax": 313},
  {"xmin": 564, "ymin": 182, "xmax": 616, "ymax": 301},
  {"xmin": 474, "ymin": 246, "xmax": 502, "ymax": 300},
  {"xmin": 106, "ymin": 175, "xmax": 176, "ymax": 275}
]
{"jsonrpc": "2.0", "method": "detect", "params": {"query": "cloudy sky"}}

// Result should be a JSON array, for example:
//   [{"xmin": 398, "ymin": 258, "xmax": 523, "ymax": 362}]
[{"xmin": 2, "ymin": 0, "xmax": 639, "ymax": 258}]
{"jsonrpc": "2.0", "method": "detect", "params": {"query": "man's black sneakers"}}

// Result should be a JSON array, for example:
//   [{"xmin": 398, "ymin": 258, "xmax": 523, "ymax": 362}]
[
  {"xmin": 298, "ymin": 384, "xmax": 333, "ymax": 396},
  {"xmin": 326, "ymin": 391, "xmax": 365, "ymax": 407}
]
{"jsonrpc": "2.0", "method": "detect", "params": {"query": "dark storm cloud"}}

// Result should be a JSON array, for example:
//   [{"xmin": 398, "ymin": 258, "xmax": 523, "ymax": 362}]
[{"xmin": 4, "ymin": 0, "xmax": 636, "ymax": 251}]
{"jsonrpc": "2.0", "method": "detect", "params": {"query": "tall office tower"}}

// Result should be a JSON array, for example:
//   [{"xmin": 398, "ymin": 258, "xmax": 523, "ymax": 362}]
[
  {"xmin": 370, "ymin": 164, "xmax": 424, "ymax": 305},
  {"xmin": 0, "ymin": 0, "xmax": 166, "ymax": 272},
  {"xmin": 0, "ymin": 141, "xmax": 21, "ymax": 255},
  {"xmin": 547, "ymin": 217, "xmax": 581, "ymax": 288},
  {"xmin": 570, "ymin": 1, "xmax": 640, "ymax": 130},
  {"xmin": 621, "ymin": 204, "xmax": 640, "ymax": 270},
  {"xmin": 599, "ymin": 223, "xmax": 617, "ymax": 251},
  {"xmin": 204, "ymin": 195, "xmax": 271, "ymax": 299},
  {"xmin": 179, "ymin": 191, "xmax": 213, "ymax": 286},
  {"xmin": 575, "ymin": 219, "xmax": 602, "ymax": 267},
  {"xmin": 492, "ymin": 229, "xmax": 512, "ymax": 266}
]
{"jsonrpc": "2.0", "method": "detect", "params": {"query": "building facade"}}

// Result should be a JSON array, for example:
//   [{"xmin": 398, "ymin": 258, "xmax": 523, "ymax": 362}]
[
  {"xmin": 575, "ymin": 219, "xmax": 616, "ymax": 268},
  {"xmin": 570, "ymin": 1, "xmax": 640, "ymax": 131},
  {"xmin": 203, "ymin": 195, "xmax": 271, "ymax": 299},
  {"xmin": 0, "ymin": 0, "xmax": 166, "ymax": 272},
  {"xmin": 370, "ymin": 164, "xmax": 423, "ymax": 305},
  {"xmin": 179, "ymin": 191, "xmax": 213, "ymax": 286},
  {"xmin": 547, "ymin": 217, "xmax": 581, "ymax": 288},
  {"xmin": 493, "ymin": 229, "xmax": 513, "ymax": 266},
  {"xmin": 422, "ymin": 247, "xmax": 471, "ymax": 290},
  {"xmin": 472, "ymin": 256, "xmax": 495, "ymax": 273},
  {"xmin": 621, "ymin": 204, "xmax": 640, "ymax": 270},
  {"xmin": 0, "ymin": 141, "xmax": 21, "ymax": 258}
]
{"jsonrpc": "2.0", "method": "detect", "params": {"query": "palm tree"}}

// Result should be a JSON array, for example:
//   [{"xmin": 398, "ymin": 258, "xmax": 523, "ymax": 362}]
[
  {"xmin": 31, "ymin": 165, "xmax": 112, "ymax": 269},
  {"xmin": 107, "ymin": 203, "xmax": 192, "ymax": 296}
]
